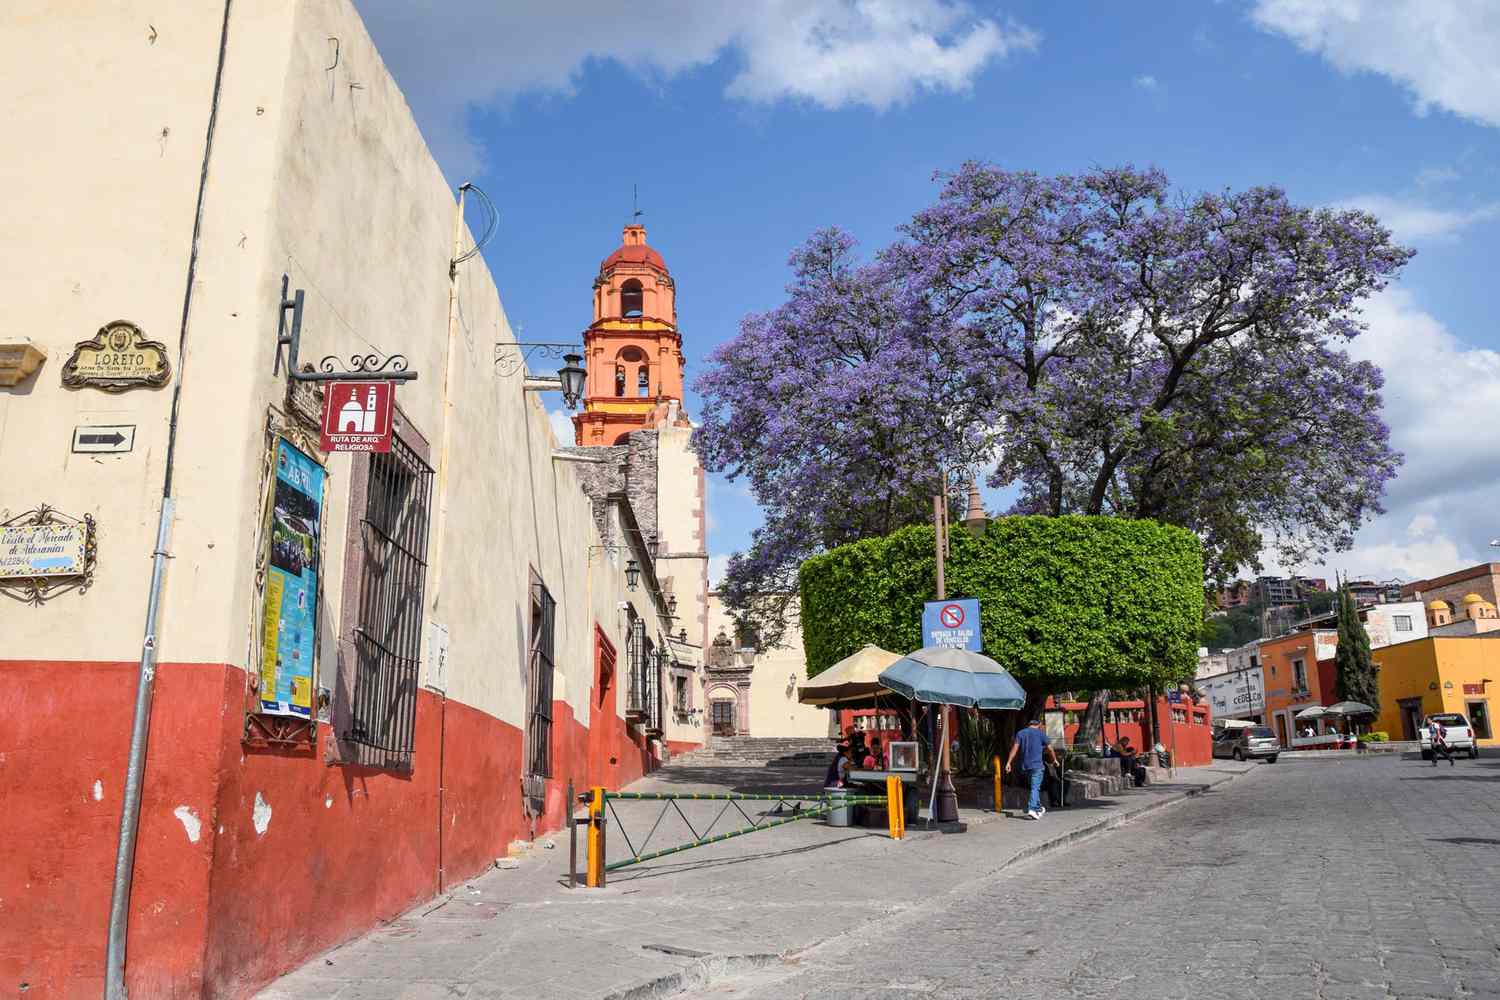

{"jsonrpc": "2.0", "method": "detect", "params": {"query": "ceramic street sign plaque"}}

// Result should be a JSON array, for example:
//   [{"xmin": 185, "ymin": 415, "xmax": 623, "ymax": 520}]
[
  {"xmin": 71, "ymin": 425, "xmax": 136, "ymax": 453},
  {"xmin": 1, "ymin": 522, "xmax": 88, "ymax": 580},
  {"xmin": 62, "ymin": 321, "xmax": 171, "ymax": 392},
  {"xmin": 319, "ymin": 380, "xmax": 394, "ymax": 453}
]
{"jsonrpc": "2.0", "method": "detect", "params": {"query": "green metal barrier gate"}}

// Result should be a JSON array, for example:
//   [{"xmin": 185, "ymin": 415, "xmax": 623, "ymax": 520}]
[{"xmin": 571, "ymin": 779, "xmax": 906, "ymax": 887}]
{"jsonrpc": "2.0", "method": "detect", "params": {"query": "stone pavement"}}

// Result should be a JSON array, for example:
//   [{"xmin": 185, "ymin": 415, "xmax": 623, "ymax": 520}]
[
  {"xmin": 693, "ymin": 753, "xmax": 1500, "ymax": 1000},
  {"xmin": 257, "ymin": 759, "xmax": 1250, "ymax": 999}
]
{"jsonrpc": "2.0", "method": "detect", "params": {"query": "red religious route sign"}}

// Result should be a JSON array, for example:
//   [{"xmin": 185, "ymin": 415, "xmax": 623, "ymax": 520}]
[{"xmin": 320, "ymin": 381, "xmax": 394, "ymax": 453}]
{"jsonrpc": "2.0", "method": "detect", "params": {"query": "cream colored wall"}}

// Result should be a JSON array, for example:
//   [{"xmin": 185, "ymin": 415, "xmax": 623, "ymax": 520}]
[
  {"xmin": 0, "ymin": 1, "xmax": 299, "ymax": 664},
  {"xmin": 654, "ymin": 416, "xmax": 708, "ymax": 742},
  {"xmin": 1, "ymin": 0, "xmax": 668, "ymax": 738},
  {"xmin": 705, "ymin": 594, "xmax": 830, "ymax": 738}
]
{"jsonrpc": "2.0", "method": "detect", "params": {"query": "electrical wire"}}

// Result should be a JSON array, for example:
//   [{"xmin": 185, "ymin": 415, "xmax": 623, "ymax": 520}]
[{"xmin": 451, "ymin": 181, "xmax": 497, "ymax": 268}]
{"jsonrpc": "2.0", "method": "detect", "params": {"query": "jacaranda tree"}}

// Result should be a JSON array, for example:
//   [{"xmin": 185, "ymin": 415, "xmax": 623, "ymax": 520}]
[{"xmin": 694, "ymin": 164, "xmax": 1412, "ymax": 646}]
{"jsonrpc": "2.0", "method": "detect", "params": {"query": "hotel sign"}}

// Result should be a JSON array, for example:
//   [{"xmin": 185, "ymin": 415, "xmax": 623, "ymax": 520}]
[
  {"xmin": 1200, "ymin": 667, "xmax": 1265, "ymax": 719},
  {"xmin": 62, "ymin": 321, "xmax": 171, "ymax": 392}
]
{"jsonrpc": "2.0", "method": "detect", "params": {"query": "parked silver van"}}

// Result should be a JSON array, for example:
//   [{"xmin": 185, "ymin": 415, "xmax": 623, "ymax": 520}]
[{"xmin": 1212, "ymin": 724, "xmax": 1281, "ymax": 763}]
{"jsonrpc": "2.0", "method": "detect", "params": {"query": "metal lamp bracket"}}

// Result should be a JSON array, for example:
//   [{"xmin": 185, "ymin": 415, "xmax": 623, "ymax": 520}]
[
  {"xmin": 494, "ymin": 341, "xmax": 581, "ymax": 378},
  {"xmin": 275, "ymin": 275, "xmax": 419, "ymax": 383}
]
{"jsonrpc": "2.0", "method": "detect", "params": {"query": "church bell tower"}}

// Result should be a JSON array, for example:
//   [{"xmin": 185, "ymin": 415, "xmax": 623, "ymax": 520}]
[{"xmin": 573, "ymin": 224, "xmax": 687, "ymax": 446}]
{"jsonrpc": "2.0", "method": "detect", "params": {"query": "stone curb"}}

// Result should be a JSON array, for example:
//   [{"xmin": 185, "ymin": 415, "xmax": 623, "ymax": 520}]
[{"xmin": 598, "ymin": 769, "xmax": 1247, "ymax": 1000}]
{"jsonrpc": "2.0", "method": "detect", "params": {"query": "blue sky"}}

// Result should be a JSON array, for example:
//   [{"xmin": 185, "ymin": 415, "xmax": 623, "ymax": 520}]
[{"xmin": 358, "ymin": 0, "xmax": 1500, "ymax": 589}]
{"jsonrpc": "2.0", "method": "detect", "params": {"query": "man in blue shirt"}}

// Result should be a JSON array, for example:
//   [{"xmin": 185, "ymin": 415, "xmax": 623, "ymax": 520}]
[{"xmin": 1004, "ymin": 718, "xmax": 1059, "ymax": 819}]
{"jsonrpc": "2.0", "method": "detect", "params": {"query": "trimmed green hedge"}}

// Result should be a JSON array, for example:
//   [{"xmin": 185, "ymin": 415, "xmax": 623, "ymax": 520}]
[{"xmin": 799, "ymin": 516, "xmax": 1204, "ymax": 696}]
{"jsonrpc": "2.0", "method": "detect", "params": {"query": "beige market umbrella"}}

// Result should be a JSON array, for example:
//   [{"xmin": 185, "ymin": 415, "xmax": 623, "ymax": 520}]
[{"xmin": 797, "ymin": 644, "xmax": 903, "ymax": 708}]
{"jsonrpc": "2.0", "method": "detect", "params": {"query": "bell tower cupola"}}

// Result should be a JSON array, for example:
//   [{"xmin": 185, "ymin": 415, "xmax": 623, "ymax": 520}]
[{"xmin": 573, "ymin": 224, "xmax": 687, "ymax": 446}]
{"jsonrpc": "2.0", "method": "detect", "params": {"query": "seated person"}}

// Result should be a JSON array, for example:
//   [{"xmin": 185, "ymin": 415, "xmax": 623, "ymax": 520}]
[
  {"xmin": 863, "ymin": 738, "xmax": 884, "ymax": 770},
  {"xmin": 1114, "ymin": 736, "xmax": 1147, "ymax": 787},
  {"xmin": 836, "ymin": 744, "xmax": 857, "ymax": 787},
  {"xmin": 824, "ymin": 743, "xmax": 849, "ymax": 788}
]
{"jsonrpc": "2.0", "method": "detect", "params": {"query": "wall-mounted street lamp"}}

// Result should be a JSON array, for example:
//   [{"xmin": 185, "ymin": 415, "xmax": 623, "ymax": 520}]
[
  {"xmin": 666, "ymin": 594, "xmax": 678, "ymax": 617},
  {"xmin": 647, "ymin": 533, "xmax": 660, "ymax": 559},
  {"xmin": 678, "ymin": 628, "xmax": 688, "ymax": 643},
  {"xmin": 498, "ymin": 342, "xmax": 587, "ymax": 409},
  {"xmin": 624, "ymin": 558, "xmax": 641, "ymax": 591}
]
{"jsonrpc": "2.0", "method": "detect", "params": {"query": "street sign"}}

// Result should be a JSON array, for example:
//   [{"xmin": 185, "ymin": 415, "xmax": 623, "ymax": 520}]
[
  {"xmin": 71, "ymin": 425, "xmax": 135, "ymax": 453},
  {"xmin": 319, "ymin": 380, "xmax": 394, "ymax": 453},
  {"xmin": 923, "ymin": 598, "xmax": 982, "ymax": 651}
]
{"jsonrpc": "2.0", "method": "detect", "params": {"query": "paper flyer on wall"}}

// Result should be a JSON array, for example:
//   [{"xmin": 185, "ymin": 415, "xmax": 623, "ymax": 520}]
[{"xmin": 260, "ymin": 439, "xmax": 324, "ymax": 718}]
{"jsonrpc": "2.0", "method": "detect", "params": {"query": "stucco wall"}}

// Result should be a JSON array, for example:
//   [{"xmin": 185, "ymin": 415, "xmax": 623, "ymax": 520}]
[
  {"xmin": 1, "ymin": 1, "xmax": 689, "ymax": 995},
  {"xmin": 706, "ymin": 594, "xmax": 830, "ymax": 738}
]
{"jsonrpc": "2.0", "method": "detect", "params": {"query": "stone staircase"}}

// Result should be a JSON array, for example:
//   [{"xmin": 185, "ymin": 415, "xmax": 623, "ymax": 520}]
[{"xmin": 669, "ymin": 736, "xmax": 837, "ymax": 768}]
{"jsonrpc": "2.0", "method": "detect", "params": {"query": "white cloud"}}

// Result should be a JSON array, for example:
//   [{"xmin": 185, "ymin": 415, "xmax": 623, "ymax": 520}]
[
  {"xmin": 546, "ymin": 407, "xmax": 575, "ymax": 445},
  {"xmin": 1250, "ymin": 0, "xmax": 1500, "ymax": 129},
  {"xmin": 355, "ymin": 1, "xmax": 1038, "ymax": 175},
  {"xmin": 1334, "ymin": 194, "xmax": 1500, "ymax": 242},
  {"xmin": 1268, "ymin": 288, "xmax": 1500, "ymax": 584},
  {"xmin": 1133, "ymin": 74, "xmax": 1159, "ymax": 91},
  {"xmin": 707, "ymin": 553, "xmax": 730, "ymax": 589},
  {"xmin": 1416, "ymin": 166, "xmax": 1461, "ymax": 187}
]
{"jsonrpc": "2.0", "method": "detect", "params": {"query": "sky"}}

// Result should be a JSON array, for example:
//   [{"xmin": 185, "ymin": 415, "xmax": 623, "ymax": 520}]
[{"xmin": 356, "ymin": 0, "xmax": 1500, "ymax": 591}]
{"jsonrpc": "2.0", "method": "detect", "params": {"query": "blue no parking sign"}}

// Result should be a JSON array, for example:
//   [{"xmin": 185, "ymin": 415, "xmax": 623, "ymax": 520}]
[{"xmin": 922, "ymin": 598, "xmax": 982, "ymax": 651}]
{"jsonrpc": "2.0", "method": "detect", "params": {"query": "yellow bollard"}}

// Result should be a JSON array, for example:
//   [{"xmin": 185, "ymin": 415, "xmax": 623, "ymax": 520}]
[
  {"xmin": 886, "ymin": 774, "xmax": 904, "ymax": 840},
  {"xmin": 993, "ymin": 754, "xmax": 1003, "ymax": 815},
  {"xmin": 586, "ymin": 786, "xmax": 605, "ymax": 888}
]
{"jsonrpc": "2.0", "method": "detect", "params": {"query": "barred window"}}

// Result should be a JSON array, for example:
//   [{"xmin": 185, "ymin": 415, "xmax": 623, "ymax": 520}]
[
  {"xmin": 343, "ymin": 437, "xmax": 433, "ymax": 770},
  {"xmin": 626, "ymin": 614, "xmax": 646, "ymax": 718},
  {"xmin": 526, "ymin": 577, "xmax": 557, "ymax": 778}
]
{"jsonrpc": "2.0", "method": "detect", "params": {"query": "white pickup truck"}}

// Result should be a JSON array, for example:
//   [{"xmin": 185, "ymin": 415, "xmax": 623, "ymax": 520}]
[{"xmin": 1420, "ymin": 713, "xmax": 1479, "ymax": 760}]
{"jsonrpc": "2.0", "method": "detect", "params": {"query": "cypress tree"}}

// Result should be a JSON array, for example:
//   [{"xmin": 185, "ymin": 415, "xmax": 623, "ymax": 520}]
[{"xmin": 1334, "ymin": 577, "xmax": 1379, "ymax": 723}]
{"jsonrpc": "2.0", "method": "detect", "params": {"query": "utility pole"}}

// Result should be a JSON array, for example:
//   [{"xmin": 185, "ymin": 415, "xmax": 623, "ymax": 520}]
[{"xmin": 933, "ymin": 486, "xmax": 959, "ymax": 823}]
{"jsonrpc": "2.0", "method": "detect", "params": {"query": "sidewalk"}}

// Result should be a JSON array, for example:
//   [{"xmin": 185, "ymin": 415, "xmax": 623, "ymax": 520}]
[{"xmin": 257, "ymin": 761, "xmax": 1256, "ymax": 1000}]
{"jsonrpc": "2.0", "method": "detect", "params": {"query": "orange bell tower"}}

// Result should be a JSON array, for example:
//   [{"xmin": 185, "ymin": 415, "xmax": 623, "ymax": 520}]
[{"xmin": 572, "ymin": 224, "xmax": 688, "ymax": 446}]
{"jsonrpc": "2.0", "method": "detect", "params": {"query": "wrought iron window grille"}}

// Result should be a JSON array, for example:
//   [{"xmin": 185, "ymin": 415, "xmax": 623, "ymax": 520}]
[
  {"xmin": 342, "ymin": 436, "xmax": 433, "ymax": 769},
  {"xmin": 526, "ymin": 578, "xmax": 558, "ymax": 780}
]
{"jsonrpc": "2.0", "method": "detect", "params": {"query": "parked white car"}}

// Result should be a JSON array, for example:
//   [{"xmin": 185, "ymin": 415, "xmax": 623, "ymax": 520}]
[{"xmin": 1420, "ymin": 713, "xmax": 1479, "ymax": 760}]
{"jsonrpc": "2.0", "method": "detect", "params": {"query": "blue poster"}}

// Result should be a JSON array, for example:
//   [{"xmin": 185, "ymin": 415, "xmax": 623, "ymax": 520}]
[
  {"xmin": 923, "ymin": 598, "xmax": 982, "ymax": 651},
  {"xmin": 260, "ymin": 439, "xmax": 324, "ymax": 717}
]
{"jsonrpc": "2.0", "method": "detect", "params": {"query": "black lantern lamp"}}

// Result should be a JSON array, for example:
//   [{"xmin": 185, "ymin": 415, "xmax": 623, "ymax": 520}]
[
  {"xmin": 624, "ymin": 558, "xmax": 641, "ymax": 591},
  {"xmin": 666, "ymin": 594, "xmax": 678, "ymax": 617},
  {"xmin": 647, "ymin": 532, "xmax": 660, "ymax": 559},
  {"xmin": 559, "ymin": 353, "xmax": 586, "ymax": 409},
  {"xmin": 678, "ymin": 628, "xmax": 688, "ymax": 643}
]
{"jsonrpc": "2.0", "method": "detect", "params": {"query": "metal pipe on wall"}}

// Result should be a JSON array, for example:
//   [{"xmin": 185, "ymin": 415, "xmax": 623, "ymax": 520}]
[{"xmin": 105, "ymin": 3, "xmax": 233, "ymax": 994}]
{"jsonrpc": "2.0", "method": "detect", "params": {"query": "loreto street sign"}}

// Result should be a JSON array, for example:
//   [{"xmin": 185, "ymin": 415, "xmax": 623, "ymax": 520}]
[
  {"xmin": 61, "ymin": 320, "xmax": 171, "ymax": 392},
  {"xmin": 923, "ymin": 598, "xmax": 982, "ymax": 651},
  {"xmin": 319, "ymin": 380, "xmax": 394, "ymax": 453}
]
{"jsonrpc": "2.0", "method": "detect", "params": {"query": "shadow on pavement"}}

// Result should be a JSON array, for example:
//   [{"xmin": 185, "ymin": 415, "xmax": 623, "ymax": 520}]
[{"xmin": 1430, "ymin": 836, "xmax": 1500, "ymax": 846}]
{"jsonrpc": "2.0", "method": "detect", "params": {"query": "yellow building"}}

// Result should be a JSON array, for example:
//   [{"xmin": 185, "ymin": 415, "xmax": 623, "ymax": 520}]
[{"xmin": 1370, "ymin": 634, "xmax": 1500, "ymax": 744}]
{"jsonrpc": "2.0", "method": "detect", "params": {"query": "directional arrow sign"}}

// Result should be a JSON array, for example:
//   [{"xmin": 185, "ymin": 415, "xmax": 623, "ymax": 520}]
[{"xmin": 72, "ymin": 424, "xmax": 135, "ymax": 454}]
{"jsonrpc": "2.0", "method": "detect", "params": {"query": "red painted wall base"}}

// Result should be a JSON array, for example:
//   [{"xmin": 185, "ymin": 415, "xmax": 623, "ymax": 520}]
[{"xmin": 0, "ymin": 659, "xmax": 696, "ymax": 999}]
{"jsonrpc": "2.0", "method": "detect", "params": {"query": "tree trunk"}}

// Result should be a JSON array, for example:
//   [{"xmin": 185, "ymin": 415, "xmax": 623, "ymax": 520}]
[{"xmin": 1076, "ymin": 690, "xmax": 1111, "ymax": 750}]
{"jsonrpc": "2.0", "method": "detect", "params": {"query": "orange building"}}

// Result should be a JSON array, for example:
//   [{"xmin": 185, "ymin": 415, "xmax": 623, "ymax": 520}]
[
  {"xmin": 1258, "ymin": 630, "xmax": 1338, "ymax": 744},
  {"xmin": 573, "ymin": 224, "xmax": 689, "ymax": 445}
]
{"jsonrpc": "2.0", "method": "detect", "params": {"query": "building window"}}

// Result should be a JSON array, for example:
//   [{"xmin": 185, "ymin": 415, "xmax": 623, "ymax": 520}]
[
  {"xmin": 1393, "ymin": 614, "xmax": 1413, "ymax": 632},
  {"xmin": 621, "ymin": 279, "xmax": 644, "ymax": 317},
  {"xmin": 673, "ymin": 673, "xmax": 688, "ymax": 715},
  {"xmin": 343, "ymin": 436, "xmax": 434, "ymax": 770},
  {"xmin": 1468, "ymin": 700, "xmax": 1492, "ymax": 740},
  {"xmin": 526, "ymin": 576, "xmax": 557, "ymax": 778},
  {"xmin": 1292, "ymin": 659, "xmax": 1307, "ymax": 692}
]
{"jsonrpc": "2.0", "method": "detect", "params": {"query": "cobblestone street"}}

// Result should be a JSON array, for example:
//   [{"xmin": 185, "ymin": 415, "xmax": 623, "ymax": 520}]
[{"xmin": 697, "ymin": 755, "xmax": 1500, "ymax": 1000}]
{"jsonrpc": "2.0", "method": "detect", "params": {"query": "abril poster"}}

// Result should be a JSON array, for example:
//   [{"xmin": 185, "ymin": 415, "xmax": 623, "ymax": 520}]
[{"xmin": 260, "ymin": 438, "xmax": 325, "ymax": 718}]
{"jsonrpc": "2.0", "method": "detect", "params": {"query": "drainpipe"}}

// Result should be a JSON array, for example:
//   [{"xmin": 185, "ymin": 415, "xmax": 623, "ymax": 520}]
[{"xmin": 105, "ymin": 2, "xmax": 232, "ymax": 995}]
